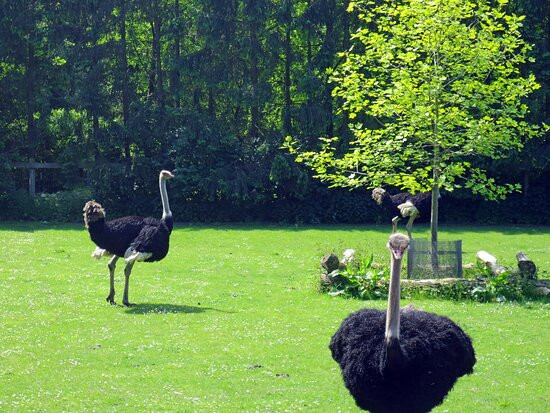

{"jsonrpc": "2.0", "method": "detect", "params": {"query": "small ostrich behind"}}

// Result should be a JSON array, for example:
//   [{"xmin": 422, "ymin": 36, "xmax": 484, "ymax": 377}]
[
  {"xmin": 83, "ymin": 170, "xmax": 175, "ymax": 306},
  {"xmin": 371, "ymin": 188, "xmax": 432, "ymax": 238},
  {"xmin": 329, "ymin": 233, "xmax": 476, "ymax": 413}
]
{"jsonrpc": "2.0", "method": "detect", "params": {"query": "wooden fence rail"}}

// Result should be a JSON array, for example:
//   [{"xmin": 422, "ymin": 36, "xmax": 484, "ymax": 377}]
[{"xmin": 5, "ymin": 158, "xmax": 122, "ymax": 196}]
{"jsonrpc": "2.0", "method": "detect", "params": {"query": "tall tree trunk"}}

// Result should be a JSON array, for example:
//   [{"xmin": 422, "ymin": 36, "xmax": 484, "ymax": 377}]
[
  {"xmin": 90, "ymin": 21, "xmax": 101, "ymax": 159},
  {"xmin": 119, "ymin": 0, "xmax": 131, "ymax": 167},
  {"xmin": 152, "ymin": 0, "xmax": 163, "ymax": 109},
  {"xmin": 305, "ymin": 0, "xmax": 313, "ymax": 138},
  {"xmin": 430, "ymin": 176, "xmax": 440, "ymax": 271},
  {"xmin": 338, "ymin": 0, "xmax": 351, "ymax": 137},
  {"xmin": 234, "ymin": 105, "xmax": 241, "ymax": 132},
  {"xmin": 342, "ymin": 0, "xmax": 350, "ymax": 51},
  {"xmin": 92, "ymin": 110, "xmax": 100, "ymax": 160},
  {"xmin": 283, "ymin": 10, "xmax": 292, "ymax": 136},
  {"xmin": 323, "ymin": 1, "xmax": 335, "ymax": 137},
  {"xmin": 431, "ymin": 52, "xmax": 441, "ymax": 271},
  {"xmin": 431, "ymin": 143, "xmax": 440, "ymax": 271},
  {"xmin": 171, "ymin": 0, "xmax": 181, "ymax": 108},
  {"xmin": 149, "ymin": 22, "xmax": 156, "ymax": 98},
  {"xmin": 249, "ymin": 18, "xmax": 260, "ymax": 141},
  {"xmin": 25, "ymin": 38, "xmax": 36, "ymax": 159},
  {"xmin": 523, "ymin": 171, "xmax": 530, "ymax": 199},
  {"xmin": 208, "ymin": 88, "xmax": 216, "ymax": 118},
  {"xmin": 306, "ymin": 0, "xmax": 312, "ymax": 69},
  {"xmin": 193, "ymin": 88, "xmax": 201, "ymax": 111}
]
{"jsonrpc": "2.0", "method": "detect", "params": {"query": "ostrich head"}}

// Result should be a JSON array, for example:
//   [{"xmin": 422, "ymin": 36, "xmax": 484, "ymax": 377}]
[
  {"xmin": 372, "ymin": 188, "xmax": 387, "ymax": 205},
  {"xmin": 160, "ymin": 170, "xmax": 175, "ymax": 180},
  {"xmin": 387, "ymin": 233, "xmax": 410, "ymax": 260},
  {"xmin": 83, "ymin": 200, "xmax": 105, "ymax": 228}
]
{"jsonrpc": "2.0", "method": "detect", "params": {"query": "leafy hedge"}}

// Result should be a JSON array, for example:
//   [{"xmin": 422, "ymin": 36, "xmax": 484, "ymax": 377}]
[
  {"xmin": 0, "ymin": 188, "xmax": 92, "ymax": 222},
  {"xmin": 1, "ymin": 174, "xmax": 549, "ymax": 225}
]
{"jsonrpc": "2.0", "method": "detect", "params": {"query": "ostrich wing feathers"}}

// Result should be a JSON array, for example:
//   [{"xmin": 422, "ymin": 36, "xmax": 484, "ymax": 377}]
[{"xmin": 127, "ymin": 220, "xmax": 171, "ymax": 263}]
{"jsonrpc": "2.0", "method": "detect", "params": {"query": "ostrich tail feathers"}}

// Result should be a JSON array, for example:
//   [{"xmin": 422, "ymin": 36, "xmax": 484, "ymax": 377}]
[
  {"xmin": 397, "ymin": 201, "xmax": 418, "ymax": 217},
  {"xmin": 83, "ymin": 200, "xmax": 106, "ymax": 228},
  {"xmin": 91, "ymin": 247, "xmax": 112, "ymax": 259}
]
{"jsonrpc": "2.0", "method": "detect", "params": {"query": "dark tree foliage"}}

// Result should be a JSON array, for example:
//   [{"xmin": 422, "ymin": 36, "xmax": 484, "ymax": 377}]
[{"xmin": 0, "ymin": 0, "xmax": 548, "ymax": 224}]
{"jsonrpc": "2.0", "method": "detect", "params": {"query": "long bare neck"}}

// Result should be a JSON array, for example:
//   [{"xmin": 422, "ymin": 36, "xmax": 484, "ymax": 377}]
[
  {"xmin": 385, "ymin": 256, "xmax": 402, "ymax": 344},
  {"xmin": 159, "ymin": 176, "xmax": 171, "ymax": 219}
]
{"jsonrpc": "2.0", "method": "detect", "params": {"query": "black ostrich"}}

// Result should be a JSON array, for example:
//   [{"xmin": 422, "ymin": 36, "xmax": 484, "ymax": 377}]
[
  {"xmin": 329, "ymin": 233, "xmax": 476, "ymax": 413},
  {"xmin": 83, "ymin": 170, "xmax": 175, "ymax": 306},
  {"xmin": 371, "ymin": 188, "xmax": 432, "ymax": 238}
]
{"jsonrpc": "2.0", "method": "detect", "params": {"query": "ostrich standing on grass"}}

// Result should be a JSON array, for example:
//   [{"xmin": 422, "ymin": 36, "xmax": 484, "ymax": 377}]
[
  {"xmin": 371, "ymin": 188, "xmax": 432, "ymax": 238},
  {"xmin": 329, "ymin": 233, "xmax": 476, "ymax": 413},
  {"xmin": 83, "ymin": 170, "xmax": 175, "ymax": 306}
]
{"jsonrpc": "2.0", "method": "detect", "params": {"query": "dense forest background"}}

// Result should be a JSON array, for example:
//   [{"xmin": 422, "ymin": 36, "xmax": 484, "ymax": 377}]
[{"xmin": 0, "ymin": 0, "xmax": 548, "ymax": 224}]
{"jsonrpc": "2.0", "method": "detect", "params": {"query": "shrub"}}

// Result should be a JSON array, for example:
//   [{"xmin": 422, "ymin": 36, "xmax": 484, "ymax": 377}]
[
  {"xmin": 322, "ymin": 255, "xmax": 542, "ymax": 303},
  {"xmin": 322, "ymin": 254, "xmax": 390, "ymax": 300},
  {"xmin": 0, "ymin": 188, "xmax": 92, "ymax": 222}
]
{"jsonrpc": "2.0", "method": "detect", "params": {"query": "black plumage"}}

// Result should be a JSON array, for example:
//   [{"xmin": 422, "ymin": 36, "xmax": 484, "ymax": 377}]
[
  {"xmin": 84, "ymin": 213, "xmax": 172, "ymax": 262},
  {"xmin": 83, "ymin": 170, "xmax": 175, "ymax": 306},
  {"xmin": 329, "ymin": 233, "xmax": 476, "ymax": 413},
  {"xmin": 372, "ymin": 188, "xmax": 432, "ymax": 237},
  {"xmin": 330, "ymin": 308, "xmax": 476, "ymax": 413}
]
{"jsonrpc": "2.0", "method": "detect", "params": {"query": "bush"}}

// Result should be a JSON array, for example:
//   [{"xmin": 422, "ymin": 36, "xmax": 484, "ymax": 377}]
[
  {"xmin": 322, "ymin": 255, "xmax": 542, "ymax": 303},
  {"xmin": 0, "ymin": 188, "xmax": 92, "ymax": 222},
  {"xmin": 321, "ymin": 254, "xmax": 390, "ymax": 300}
]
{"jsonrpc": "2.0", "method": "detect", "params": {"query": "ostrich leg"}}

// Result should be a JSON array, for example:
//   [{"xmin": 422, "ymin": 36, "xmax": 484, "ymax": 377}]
[
  {"xmin": 106, "ymin": 256, "xmax": 119, "ymax": 305},
  {"xmin": 122, "ymin": 261, "xmax": 135, "ymax": 307},
  {"xmin": 405, "ymin": 211, "xmax": 419, "ymax": 239},
  {"xmin": 391, "ymin": 216, "xmax": 401, "ymax": 233}
]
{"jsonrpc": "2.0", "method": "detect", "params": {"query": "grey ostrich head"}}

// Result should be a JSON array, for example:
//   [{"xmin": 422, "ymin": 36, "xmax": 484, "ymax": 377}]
[
  {"xmin": 372, "ymin": 188, "xmax": 387, "ymax": 205},
  {"xmin": 160, "ymin": 170, "xmax": 175, "ymax": 180},
  {"xmin": 83, "ymin": 200, "xmax": 105, "ymax": 228},
  {"xmin": 387, "ymin": 233, "xmax": 410, "ymax": 260}
]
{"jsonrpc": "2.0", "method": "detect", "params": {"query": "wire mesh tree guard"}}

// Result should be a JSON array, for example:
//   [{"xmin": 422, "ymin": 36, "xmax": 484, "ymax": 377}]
[{"xmin": 407, "ymin": 239, "xmax": 463, "ymax": 279}]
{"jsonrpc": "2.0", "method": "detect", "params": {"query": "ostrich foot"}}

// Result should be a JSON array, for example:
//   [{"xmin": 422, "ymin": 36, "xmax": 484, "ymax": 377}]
[
  {"xmin": 123, "ymin": 300, "xmax": 136, "ymax": 307},
  {"xmin": 391, "ymin": 216, "xmax": 400, "ymax": 233},
  {"xmin": 106, "ymin": 295, "xmax": 116, "ymax": 305}
]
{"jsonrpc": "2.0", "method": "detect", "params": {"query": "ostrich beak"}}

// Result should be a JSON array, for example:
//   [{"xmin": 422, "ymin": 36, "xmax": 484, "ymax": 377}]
[{"xmin": 390, "ymin": 248, "xmax": 405, "ymax": 260}]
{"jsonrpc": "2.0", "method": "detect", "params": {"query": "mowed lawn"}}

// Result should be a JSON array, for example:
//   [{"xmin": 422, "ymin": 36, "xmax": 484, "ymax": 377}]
[{"xmin": 0, "ymin": 222, "xmax": 548, "ymax": 412}]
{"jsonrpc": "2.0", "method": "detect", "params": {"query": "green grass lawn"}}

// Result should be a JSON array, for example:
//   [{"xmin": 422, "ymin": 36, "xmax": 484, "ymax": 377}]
[{"xmin": 0, "ymin": 223, "xmax": 548, "ymax": 412}]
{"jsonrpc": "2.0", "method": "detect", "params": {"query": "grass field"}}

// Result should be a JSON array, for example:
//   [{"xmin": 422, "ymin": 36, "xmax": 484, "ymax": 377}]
[{"xmin": 0, "ymin": 222, "xmax": 549, "ymax": 412}]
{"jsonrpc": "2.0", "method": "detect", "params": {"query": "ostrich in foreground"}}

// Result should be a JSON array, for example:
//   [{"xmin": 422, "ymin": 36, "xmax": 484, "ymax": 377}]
[
  {"xmin": 371, "ymin": 188, "xmax": 432, "ymax": 238},
  {"xmin": 329, "ymin": 233, "xmax": 476, "ymax": 413},
  {"xmin": 83, "ymin": 170, "xmax": 175, "ymax": 306}
]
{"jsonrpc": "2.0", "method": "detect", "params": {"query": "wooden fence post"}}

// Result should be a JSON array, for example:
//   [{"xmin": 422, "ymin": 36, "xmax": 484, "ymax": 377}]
[
  {"xmin": 28, "ymin": 158, "xmax": 36, "ymax": 197},
  {"xmin": 407, "ymin": 239, "xmax": 415, "ymax": 278},
  {"xmin": 456, "ymin": 240, "xmax": 463, "ymax": 278}
]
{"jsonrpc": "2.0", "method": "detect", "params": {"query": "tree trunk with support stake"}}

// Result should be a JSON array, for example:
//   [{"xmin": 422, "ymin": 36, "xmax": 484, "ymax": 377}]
[{"xmin": 430, "ymin": 174, "xmax": 440, "ymax": 272}]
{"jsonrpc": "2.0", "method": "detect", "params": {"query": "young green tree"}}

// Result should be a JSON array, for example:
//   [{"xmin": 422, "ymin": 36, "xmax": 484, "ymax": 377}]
[{"xmin": 285, "ymin": 0, "xmax": 545, "ymax": 253}]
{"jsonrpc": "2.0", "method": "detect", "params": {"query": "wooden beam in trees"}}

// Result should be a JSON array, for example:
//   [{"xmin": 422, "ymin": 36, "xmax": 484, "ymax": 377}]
[{"xmin": 5, "ymin": 161, "xmax": 123, "ymax": 196}]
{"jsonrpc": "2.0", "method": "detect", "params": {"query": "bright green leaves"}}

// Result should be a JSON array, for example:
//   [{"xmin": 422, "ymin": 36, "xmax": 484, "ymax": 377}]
[
  {"xmin": 465, "ymin": 168, "xmax": 521, "ymax": 200},
  {"xmin": 51, "ymin": 56, "xmax": 66, "ymax": 66},
  {"xmin": 286, "ymin": 0, "xmax": 543, "ymax": 202}
]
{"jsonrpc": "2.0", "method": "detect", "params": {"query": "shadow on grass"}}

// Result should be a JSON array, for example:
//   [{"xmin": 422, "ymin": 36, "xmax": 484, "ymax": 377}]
[{"xmin": 124, "ymin": 302, "xmax": 232, "ymax": 315}]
